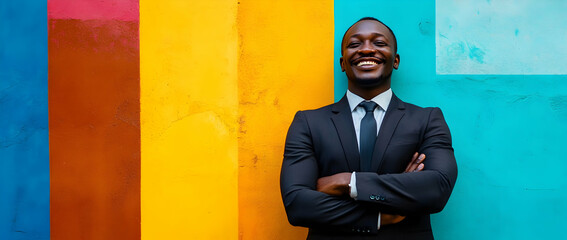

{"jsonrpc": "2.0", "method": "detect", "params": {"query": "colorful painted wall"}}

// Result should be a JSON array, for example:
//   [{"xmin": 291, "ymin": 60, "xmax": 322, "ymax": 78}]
[{"xmin": 1, "ymin": 0, "xmax": 566, "ymax": 239}]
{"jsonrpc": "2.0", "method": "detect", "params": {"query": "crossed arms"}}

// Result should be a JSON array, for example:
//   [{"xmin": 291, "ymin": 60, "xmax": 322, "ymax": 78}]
[
  {"xmin": 280, "ymin": 108, "xmax": 458, "ymax": 232},
  {"xmin": 316, "ymin": 152, "xmax": 426, "ymax": 225}
]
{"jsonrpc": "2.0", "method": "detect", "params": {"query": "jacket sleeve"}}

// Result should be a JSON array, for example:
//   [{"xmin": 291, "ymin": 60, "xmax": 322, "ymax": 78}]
[
  {"xmin": 355, "ymin": 107, "xmax": 458, "ymax": 215},
  {"xmin": 280, "ymin": 111, "xmax": 379, "ymax": 234}
]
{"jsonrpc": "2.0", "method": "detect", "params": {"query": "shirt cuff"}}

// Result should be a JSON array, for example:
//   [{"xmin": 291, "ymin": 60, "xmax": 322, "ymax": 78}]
[
  {"xmin": 349, "ymin": 172, "xmax": 380, "ymax": 230},
  {"xmin": 349, "ymin": 171, "xmax": 357, "ymax": 199}
]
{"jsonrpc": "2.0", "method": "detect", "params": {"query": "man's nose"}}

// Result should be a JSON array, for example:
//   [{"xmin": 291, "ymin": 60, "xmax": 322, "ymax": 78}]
[{"xmin": 358, "ymin": 42, "xmax": 377, "ymax": 55}]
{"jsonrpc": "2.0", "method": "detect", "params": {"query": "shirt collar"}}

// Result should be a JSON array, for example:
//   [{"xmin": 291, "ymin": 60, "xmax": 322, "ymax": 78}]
[{"xmin": 346, "ymin": 88, "xmax": 393, "ymax": 112}]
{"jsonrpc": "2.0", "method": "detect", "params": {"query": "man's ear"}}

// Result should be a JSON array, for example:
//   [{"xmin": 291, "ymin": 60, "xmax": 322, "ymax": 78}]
[
  {"xmin": 340, "ymin": 57, "xmax": 345, "ymax": 72},
  {"xmin": 393, "ymin": 54, "xmax": 400, "ymax": 70}
]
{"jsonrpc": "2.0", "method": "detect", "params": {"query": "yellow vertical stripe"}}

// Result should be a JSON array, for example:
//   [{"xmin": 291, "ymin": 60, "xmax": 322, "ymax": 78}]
[
  {"xmin": 237, "ymin": 1, "xmax": 334, "ymax": 239},
  {"xmin": 141, "ymin": 0, "xmax": 334, "ymax": 238},
  {"xmin": 141, "ymin": 0, "xmax": 238, "ymax": 239}
]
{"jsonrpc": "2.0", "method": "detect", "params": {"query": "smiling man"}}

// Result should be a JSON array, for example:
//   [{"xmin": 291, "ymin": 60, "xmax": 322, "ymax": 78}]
[{"xmin": 280, "ymin": 17, "xmax": 458, "ymax": 239}]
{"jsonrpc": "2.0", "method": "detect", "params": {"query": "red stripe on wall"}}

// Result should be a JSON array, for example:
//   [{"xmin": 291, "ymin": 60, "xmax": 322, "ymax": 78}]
[
  {"xmin": 48, "ymin": 0, "xmax": 138, "ymax": 21},
  {"xmin": 48, "ymin": 18, "xmax": 140, "ymax": 239}
]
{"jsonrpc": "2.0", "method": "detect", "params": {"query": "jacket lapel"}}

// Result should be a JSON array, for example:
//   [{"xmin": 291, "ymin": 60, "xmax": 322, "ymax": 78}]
[
  {"xmin": 330, "ymin": 96, "xmax": 360, "ymax": 172},
  {"xmin": 371, "ymin": 94, "xmax": 406, "ymax": 173}
]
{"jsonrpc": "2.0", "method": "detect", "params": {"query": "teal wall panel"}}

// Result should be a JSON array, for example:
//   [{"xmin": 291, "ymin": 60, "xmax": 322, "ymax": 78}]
[
  {"xmin": 432, "ymin": 74, "xmax": 567, "ymax": 239},
  {"xmin": 335, "ymin": 0, "xmax": 567, "ymax": 239}
]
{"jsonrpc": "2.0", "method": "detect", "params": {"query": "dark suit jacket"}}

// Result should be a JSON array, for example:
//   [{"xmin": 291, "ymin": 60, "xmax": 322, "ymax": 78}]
[{"xmin": 280, "ymin": 94, "xmax": 458, "ymax": 240}]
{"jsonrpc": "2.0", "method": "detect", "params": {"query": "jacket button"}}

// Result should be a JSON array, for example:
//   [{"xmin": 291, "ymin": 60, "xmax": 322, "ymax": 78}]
[{"xmin": 370, "ymin": 195, "xmax": 375, "ymax": 200}]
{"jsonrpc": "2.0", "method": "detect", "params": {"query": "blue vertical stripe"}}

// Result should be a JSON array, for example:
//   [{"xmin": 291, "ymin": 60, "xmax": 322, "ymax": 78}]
[{"xmin": 0, "ymin": 0, "xmax": 49, "ymax": 239}]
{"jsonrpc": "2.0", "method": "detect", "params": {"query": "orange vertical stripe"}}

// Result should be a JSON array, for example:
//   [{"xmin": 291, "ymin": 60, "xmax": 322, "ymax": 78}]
[
  {"xmin": 237, "ymin": 0, "xmax": 335, "ymax": 239},
  {"xmin": 48, "ymin": 16, "xmax": 140, "ymax": 240}
]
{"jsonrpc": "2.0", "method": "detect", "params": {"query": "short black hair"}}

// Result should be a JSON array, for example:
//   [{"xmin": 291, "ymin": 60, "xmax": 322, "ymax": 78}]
[{"xmin": 341, "ymin": 17, "xmax": 398, "ymax": 54}]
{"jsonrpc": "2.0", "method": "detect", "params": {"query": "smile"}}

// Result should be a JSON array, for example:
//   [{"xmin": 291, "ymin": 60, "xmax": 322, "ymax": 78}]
[
  {"xmin": 356, "ymin": 60, "xmax": 378, "ymax": 67},
  {"xmin": 353, "ymin": 57, "xmax": 385, "ymax": 68}
]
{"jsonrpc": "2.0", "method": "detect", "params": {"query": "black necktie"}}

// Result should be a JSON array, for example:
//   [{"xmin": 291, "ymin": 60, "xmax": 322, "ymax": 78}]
[{"xmin": 359, "ymin": 101, "xmax": 378, "ymax": 172}]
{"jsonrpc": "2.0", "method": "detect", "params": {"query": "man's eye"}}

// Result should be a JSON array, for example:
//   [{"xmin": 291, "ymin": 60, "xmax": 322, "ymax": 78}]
[
  {"xmin": 374, "ymin": 41, "xmax": 386, "ymax": 46},
  {"xmin": 348, "ymin": 42, "xmax": 361, "ymax": 48}
]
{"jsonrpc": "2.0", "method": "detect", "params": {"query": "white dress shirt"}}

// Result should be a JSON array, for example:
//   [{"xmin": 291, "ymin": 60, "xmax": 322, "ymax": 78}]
[
  {"xmin": 346, "ymin": 88, "xmax": 393, "ymax": 230},
  {"xmin": 346, "ymin": 89, "xmax": 392, "ymax": 150}
]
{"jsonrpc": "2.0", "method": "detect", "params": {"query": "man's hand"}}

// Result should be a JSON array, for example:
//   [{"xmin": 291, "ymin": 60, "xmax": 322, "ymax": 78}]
[
  {"xmin": 405, "ymin": 152, "xmax": 425, "ymax": 173},
  {"xmin": 381, "ymin": 152, "xmax": 426, "ymax": 225},
  {"xmin": 316, "ymin": 153, "xmax": 425, "ymax": 197},
  {"xmin": 316, "ymin": 172, "xmax": 351, "ymax": 196}
]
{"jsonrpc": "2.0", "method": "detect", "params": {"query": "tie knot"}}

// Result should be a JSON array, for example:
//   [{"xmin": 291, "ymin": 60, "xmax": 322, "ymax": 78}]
[{"xmin": 359, "ymin": 101, "xmax": 378, "ymax": 112}]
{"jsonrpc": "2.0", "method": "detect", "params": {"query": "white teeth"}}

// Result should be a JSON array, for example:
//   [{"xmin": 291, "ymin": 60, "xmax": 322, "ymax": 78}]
[{"xmin": 357, "ymin": 61, "xmax": 378, "ymax": 66}]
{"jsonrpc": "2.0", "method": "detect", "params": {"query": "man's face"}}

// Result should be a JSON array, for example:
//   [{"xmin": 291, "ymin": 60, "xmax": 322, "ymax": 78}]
[{"xmin": 340, "ymin": 20, "xmax": 400, "ymax": 88}]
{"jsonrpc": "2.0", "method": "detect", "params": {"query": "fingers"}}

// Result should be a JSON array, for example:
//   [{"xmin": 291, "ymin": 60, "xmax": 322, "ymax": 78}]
[
  {"xmin": 414, "ymin": 154, "xmax": 425, "ymax": 172},
  {"xmin": 416, "ymin": 162, "xmax": 424, "ymax": 172},
  {"xmin": 418, "ymin": 153, "xmax": 425, "ymax": 161},
  {"xmin": 417, "ymin": 153, "xmax": 425, "ymax": 164},
  {"xmin": 405, "ymin": 153, "xmax": 426, "ymax": 173},
  {"xmin": 405, "ymin": 152, "xmax": 419, "ymax": 172}
]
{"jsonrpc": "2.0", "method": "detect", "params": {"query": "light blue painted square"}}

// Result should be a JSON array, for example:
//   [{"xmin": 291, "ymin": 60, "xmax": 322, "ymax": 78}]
[{"xmin": 436, "ymin": 0, "xmax": 567, "ymax": 74}]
